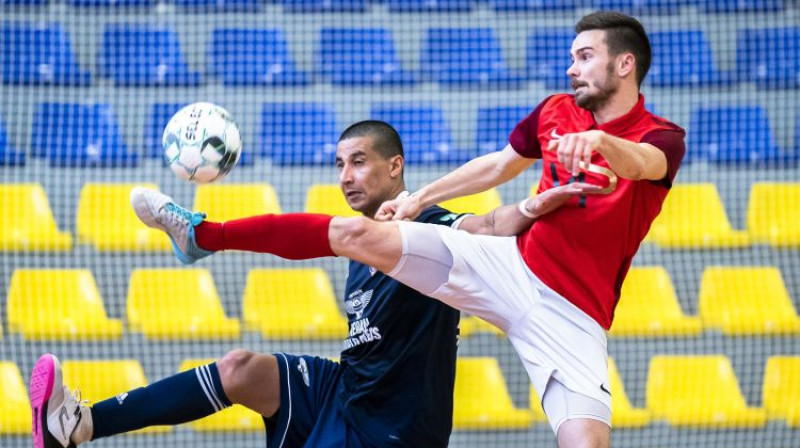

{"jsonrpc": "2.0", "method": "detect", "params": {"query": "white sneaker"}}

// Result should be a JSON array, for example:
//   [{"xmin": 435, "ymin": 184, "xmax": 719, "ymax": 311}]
[
  {"xmin": 130, "ymin": 187, "xmax": 213, "ymax": 264},
  {"xmin": 30, "ymin": 354, "xmax": 93, "ymax": 448}
]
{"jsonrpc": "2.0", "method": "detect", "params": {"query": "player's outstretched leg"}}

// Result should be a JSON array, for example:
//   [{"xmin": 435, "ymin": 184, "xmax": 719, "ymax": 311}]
[
  {"xmin": 30, "ymin": 354, "xmax": 93, "ymax": 448},
  {"xmin": 130, "ymin": 187, "xmax": 214, "ymax": 264}
]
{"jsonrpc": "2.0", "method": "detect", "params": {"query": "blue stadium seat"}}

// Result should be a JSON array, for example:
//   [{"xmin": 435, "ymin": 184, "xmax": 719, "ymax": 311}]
[
  {"xmin": 648, "ymin": 30, "xmax": 735, "ymax": 87},
  {"xmin": 475, "ymin": 106, "xmax": 531, "ymax": 156},
  {"xmin": 421, "ymin": 28, "xmax": 524, "ymax": 88},
  {"xmin": 98, "ymin": 25, "xmax": 199, "ymax": 86},
  {"xmin": 386, "ymin": 0, "xmax": 472, "ymax": 11},
  {"xmin": 694, "ymin": 0, "xmax": 783, "ymax": 13},
  {"xmin": 67, "ymin": 0, "xmax": 154, "ymax": 6},
  {"xmin": 0, "ymin": 117, "xmax": 25, "ymax": 166},
  {"xmin": 208, "ymin": 28, "xmax": 308, "ymax": 86},
  {"xmin": 591, "ymin": 0, "xmax": 683, "ymax": 15},
  {"xmin": 1, "ymin": 0, "xmax": 48, "ymax": 5},
  {"xmin": 371, "ymin": 104, "xmax": 470, "ymax": 164},
  {"xmin": 737, "ymin": 27, "xmax": 800, "ymax": 90},
  {"xmin": 317, "ymin": 28, "xmax": 416, "ymax": 86},
  {"xmin": 687, "ymin": 105, "xmax": 789, "ymax": 165},
  {"xmin": 31, "ymin": 103, "xmax": 138, "ymax": 167},
  {"xmin": 281, "ymin": 0, "xmax": 367, "ymax": 12},
  {"xmin": 0, "ymin": 22, "xmax": 90, "ymax": 85},
  {"xmin": 173, "ymin": 0, "xmax": 260, "ymax": 11},
  {"xmin": 526, "ymin": 28, "xmax": 573, "ymax": 91},
  {"xmin": 489, "ymin": 0, "xmax": 577, "ymax": 11},
  {"xmin": 259, "ymin": 103, "xmax": 339, "ymax": 165}
]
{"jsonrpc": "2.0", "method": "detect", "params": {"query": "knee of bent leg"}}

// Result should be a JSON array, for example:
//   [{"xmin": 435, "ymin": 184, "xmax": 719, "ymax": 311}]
[
  {"xmin": 331, "ymin": 216, "xmax": 375, "ymax": 248},
  {"xmin": 217, "ymin": 348, "xmax": 254, "ymax": 392}
]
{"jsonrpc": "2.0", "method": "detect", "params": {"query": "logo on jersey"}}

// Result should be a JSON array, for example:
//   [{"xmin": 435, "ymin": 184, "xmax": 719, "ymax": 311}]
[
  {"xmin": 368, "ymin": 266, "xmax": 377, "ymax": 277},
  {"xmin": 116, "ymin": 392, "xmax": 128, "ymax": 405},
  {"xmin": 550, "ymin": 128, "xmax": 563, "ymax": 140},
  {"xmin": 297, "ymin": 358, "xmax": 310, "ymax": 387},
  {"xmin": 345, "ymin": 289, "xmax": 373, "ymax": 319}
]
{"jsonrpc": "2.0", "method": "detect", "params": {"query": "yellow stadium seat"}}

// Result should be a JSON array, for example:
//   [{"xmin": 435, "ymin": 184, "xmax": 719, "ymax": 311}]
[
  {"xmin": 193, "ymin": 183, "xmax": 282, "ymax": 222},
  {"xmin": 304, "ymin": 184, "xmax": 359, "ymax": 217},
  {"xmin": 243, "ymin": 268, "xmax": 347, "ymax": 339},
  {"xmin": 763, "ymin": 356, "xmax": 800, "ymax": 427},
  {"xmin": 177, "ymin": 359, "xmax": 264, "ymax": 432},
  {"xmin": 747, "ymin": 183, "xmax": 800, "ymax": 247},
  {"xmin": 699, "ymin": 266, "xmax": 800, "ymax": 335},
  {"xmin": 0, "ymin": 183, "xmax": 72, "ymax": 251},
  {"xmin": 76, "ymin": 183, "xmax": 170, "ymax": 252},
  {"xmin": 62, "ymin": 360, "xmax": 169, "ymax": 434},
  {"xmin": 439, "ymin": 188, "xmax": 502, "ymax": 215},
  {"xmin": 127, "ymin": 269, "xmax": 240, "ymax": 340},
  {"xmin": 460, "ymin": 314, "xmax": 504, "ymax": 338},
  {"xmin": 608, "ymin": 358, "xmax": 650, "ymax": 428},
  {"xmin": 646, "ymin": 355, "xmax": 766, "ymax": 428},
  {"xmin": 453, "ymin": 357, "xmax": 532, "ymax": 429},
  {"xmin": 647, "ymin": 183, "xmax": 749, "ymax": 248},
  {"xmin": 0, "ymin": 362, "xmax": 32, "ymax": 434},
  {"xmin": 7, "ymin": 269, "xmax": 122, "ymax": 340},
  {"xmin": 611, "ymin": 267, "xmax": 702, "ymax": 337},
  {"xmin": 528, "ymin": 386, "xmax": 547, "ymax": 423}
]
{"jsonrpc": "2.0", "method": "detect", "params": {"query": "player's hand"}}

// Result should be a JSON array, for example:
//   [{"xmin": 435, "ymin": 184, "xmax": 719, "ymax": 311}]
[
  {"xmin": 391, "ymin": 193, "xmax": 423, "ymax": 221},
  {"xmin": 527, "ymin": 182, "xmax": 605, "ymax": 217},
  {"xmin": 547, "ymin": 130, "xmax": 606, "ymax": 176},
  {"xmin": 375, "ymin": 198, "xmax": 401, "ymax": 221}
]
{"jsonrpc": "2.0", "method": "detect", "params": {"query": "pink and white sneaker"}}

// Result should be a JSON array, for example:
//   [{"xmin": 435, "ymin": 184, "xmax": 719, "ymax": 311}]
[{"xmin": 30, "ymin": 354, "xmax": 91, "ymax": 448}]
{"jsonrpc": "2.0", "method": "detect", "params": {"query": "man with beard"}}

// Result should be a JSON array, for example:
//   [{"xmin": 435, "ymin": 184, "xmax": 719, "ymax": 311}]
[{"xmin": 125, "ymin": 10, "xmax": 682, "ymax": 448}]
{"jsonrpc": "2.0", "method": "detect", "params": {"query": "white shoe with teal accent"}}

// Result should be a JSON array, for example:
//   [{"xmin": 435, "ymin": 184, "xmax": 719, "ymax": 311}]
[{"xmin": 130, "ymin": 187, "xmax": 214, "ymax": 264}]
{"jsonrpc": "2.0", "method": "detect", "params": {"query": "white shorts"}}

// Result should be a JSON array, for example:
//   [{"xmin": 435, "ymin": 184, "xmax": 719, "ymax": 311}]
[{"xmin": 388, "ymin": 221, "xmax": 611, "ymax": 433}]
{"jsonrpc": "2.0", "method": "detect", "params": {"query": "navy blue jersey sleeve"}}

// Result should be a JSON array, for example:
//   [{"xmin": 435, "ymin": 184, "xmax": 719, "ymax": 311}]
[{"xmin": 416, "ymin": 205, "xmax": 470, "ymax": 227}]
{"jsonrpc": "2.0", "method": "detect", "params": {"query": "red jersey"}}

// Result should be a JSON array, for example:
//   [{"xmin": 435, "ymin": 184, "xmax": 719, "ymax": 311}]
[{"xmin": 509, "ymin": 94, "xmax": 686, "ymax": 330}]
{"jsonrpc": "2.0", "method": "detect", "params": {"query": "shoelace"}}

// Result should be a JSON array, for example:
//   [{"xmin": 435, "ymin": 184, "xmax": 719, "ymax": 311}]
[
  {"xmin": 164, "ymin": 202, "xmax": 206, "ymax": 227},
  {"xmin": 65, "ymin": 387, "xmax": 91, "ymax": 408}
]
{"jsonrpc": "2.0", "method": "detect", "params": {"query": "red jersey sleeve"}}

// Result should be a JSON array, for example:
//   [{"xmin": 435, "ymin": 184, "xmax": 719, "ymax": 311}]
[
  {"xmin": 642, "ymin": 128, "xmax": 686, "ymax": 189},
  {"xmin": 508, "ymin": 96, "xmax": 554, "ymax": 159}
]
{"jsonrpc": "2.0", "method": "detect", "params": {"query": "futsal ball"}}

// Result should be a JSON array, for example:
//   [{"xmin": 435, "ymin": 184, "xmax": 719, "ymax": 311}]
[{"xmin": 162, "ymin": 102, "xmax": 242, "ymax": 183}]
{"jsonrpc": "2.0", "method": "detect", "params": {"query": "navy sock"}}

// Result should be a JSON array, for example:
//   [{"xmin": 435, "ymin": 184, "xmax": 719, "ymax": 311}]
[{"xmin": 90, "ymin": 363, "xmax": 232, "ymax": 439}]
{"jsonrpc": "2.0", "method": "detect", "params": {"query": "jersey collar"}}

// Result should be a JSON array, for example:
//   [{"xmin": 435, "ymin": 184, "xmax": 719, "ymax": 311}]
[{"xmin": 585, "ymin": 94, "xmax": 647, "ymax": 135}]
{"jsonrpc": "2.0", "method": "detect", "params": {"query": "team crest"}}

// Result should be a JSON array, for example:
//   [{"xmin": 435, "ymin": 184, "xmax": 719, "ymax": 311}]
[
  {"xmin": 345, "ymin": 289, "xmax": 374, "ymax": 319},
  {"xmin": 368, "ymin": 266, "xmax": 377, "ymax": 276}
]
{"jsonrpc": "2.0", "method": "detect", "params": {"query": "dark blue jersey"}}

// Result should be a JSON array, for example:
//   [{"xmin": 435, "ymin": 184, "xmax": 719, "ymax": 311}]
[{"xmin": 336, "ymin": 206, "xmax": 464, "ymax": 448}]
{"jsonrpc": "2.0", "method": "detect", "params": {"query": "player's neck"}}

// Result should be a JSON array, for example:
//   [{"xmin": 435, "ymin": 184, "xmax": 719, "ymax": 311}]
[
  {"xmin": 591, "ymin": 88, "xmax": 639, "ymax": 125},
  {"xmin": 362, "ymin": 185, "xmax": 407, "ymax": 219}
]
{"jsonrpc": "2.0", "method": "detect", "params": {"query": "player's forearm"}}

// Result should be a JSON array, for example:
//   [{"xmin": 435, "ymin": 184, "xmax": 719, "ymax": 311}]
[
  {"xmin": 595, "ymin": 133, "xmax": 666, "ymax": 181},
  {"xmin": 458, "ymin": 203, "xmax": 534, "ymax": 236}
]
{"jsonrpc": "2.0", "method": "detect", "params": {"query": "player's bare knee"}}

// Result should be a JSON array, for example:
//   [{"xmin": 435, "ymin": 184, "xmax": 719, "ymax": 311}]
[{"xmin": 217, "ymin": 348, "xmax": 255, "ymax": 396}]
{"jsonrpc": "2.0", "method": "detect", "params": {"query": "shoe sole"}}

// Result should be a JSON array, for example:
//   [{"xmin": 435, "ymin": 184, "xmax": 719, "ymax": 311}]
[{"xmin": 30, "ymin": 354, "xmax": 56, "ymax": 448}]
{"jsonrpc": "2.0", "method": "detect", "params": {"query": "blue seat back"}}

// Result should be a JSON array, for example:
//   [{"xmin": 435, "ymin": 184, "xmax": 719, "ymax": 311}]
[
  {"xmin": 490, "ymin": 0, "xmax": 576, "ymax": 11},
  {"xmin": 386, "ymin": 0, "xmax": 472, "ymax": 11},
  {"xmin": 208, "ymin": 28, "xmax": 306, "ymax": 86},
  {"xmin": 0, "ymin": 115, "xmax": 25, "ymax": 165},
  {"xmin": 317, "ymin": 28, "xmax": 414, "ymax": 86},
  {"xmin": 475, "ymin": 106, "xmax": 531, "ymax": 156},
  {"xmin": 694, "ymin": 0, "xmax": 783, "ymax": 13},
  {"xmin": 687, "ymin": 106, "xmax": 783, "ymax": 164},
  {"xmin": 173, "ymin": 0, "xmax": 260, "ymax": 11},
  {"xmin": 371, "ymin": 104, "xmax": 463, "ymax": 164},
  {"xmin": 259, "ymin": 103, "xmax": 339, "ymax": 165},
  {"xmin": 0, "ymin": 22, "xmax": 89, "ymax": 85},
  {"xmin": 281, "ymin": 0, "xmax": 367, "ymax": 12},
  {"xmin": 526, "ymin": 27, "xmax": 573, "ymax": 90},
  {"xmin": 422, "ymin": 28, "xmax": 514, "ymax": 85},
  {"xmin": 648, "ymin": 30, "xmax": 725, "ymax": 86},
  {"xmin": 737, "ymin": 27, "xmax": 800, "ymax": 89}
]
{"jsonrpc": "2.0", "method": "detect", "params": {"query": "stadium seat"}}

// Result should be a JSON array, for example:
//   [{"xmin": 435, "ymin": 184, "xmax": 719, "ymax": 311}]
[
  {"xmin": 439, "ymin": 188, "xmax": 503, "ymax": 215},
  {"xmin": 98, "ymin": 25, "xmax": 199, "ymax": 86},
  {"xmin": 0, "ymin": 362, "xmax": 32, "ymax": 434},
  {"xmin": 763, "ymin": 356, "xmax": 800, "ymax": 427},
  {"xmin": 173, "ymin": 0, "xmax": 260, "ymax": 11},
  {"xmin": 31, "ymin": 103, "xmax": 138, "ymax": 167},
  {"xmin": 646, "ymin": 355, "xmax": 766, "ymax": 428},
  {"xmin": 62, "ymin": 360, "xmax": 169, "ymax": 434},
  {"xmin": 194, "ymin": 183, "xmax": 282, "ymax": 222},
  {"xmin": 144, "ymin": 103, "xmax": 186, "ymax": 158},
  {"xmin": 0, "ymin": 22, "xmax": 90, "ymax": 85},
  {"xmin": 686, "ymin": 106, "xmax": 788, "ymax": 164},
  {"xmin": 304, "ymin": 184, "xmax": 359, "ymax": 217},
  {"xmin": 747, "ymin": 183, "xmax": 800, "ymax": 247},
  {"xmin": 281, "ymin": 0, "xmax": 367, "ymax": 12},
  {"xmin": 6, "ymin": 269, "xmax": 122, "ymax": 340},
  {"xmin": 127, "ymin": 269, "xmax": 240, "ymax": 340},
  {"xmin": 0, "ymin": 184, "xmax": 72, "ymax": 251},
  {"xmin": 592, "ymin": 0, "xmax": 682, "ymax": 14},
  {"xmin": 1, "ymin": 0, "xmax": 48, "ymax": 5},
  {"xmin": 699, "ymin": 266, "xmax": 800, "ymax": 335},
  {"xmin": 0, "ymin": 117, "xmax": 25, "ymax": 165},
  {"xmin": 608, "ymin": 358, "xmax": 650, "ymax": 428},
  {"xmin": 371, "ymin": 104, "xmax": 470, "ymax": 164},
  {"xmin": 696, "ymin": 0, "xmax": 784, "ymax": 13},
  {"xmin": 611, "ymin": 266, "xmax": 702, "ymax": 337},
  {"xmin": 737, "ymin": 27, "xmax": 800, "ymax": 90},
  {"xmin": 243, "ymin": 268, "xmax": 347, "ymax": 339},
  {"xmin": 490, "ymin": 0, "xmax": 577, "ymax": 11},
  {"xmin": 526, "ymin": 28, "xmax": 574, "ymax": 91},
  {"xmin": 67, "ymin": 0, "xmax": 154, "ymax": 6},
  {"xmin": 208, "ymin": 29, "xmax": 308, "ymax": 86},
  {"xmin": 475, "ymin": 106, "xmax": 531, "ymax": 155},
  {"xmin": 421, "ymin": 28, "xmax": 524, "ymax": 88},
  {"xmin": 386, "ymin": 0, "xmax": 472, "ymax": 12},
  {"xmin": 648, "ymin": 30, "xmax": 735, "ymax": 87},
  {"xmin": 453, "ymin": 357, "xmax": 532, "ymax": 429},
  {"xmin": 317, "ymin": 28, "xmax": 417, "ymax": 86},
  {"xmin": 259, "ymin": 103, "xmax": 338, "ymax": 165},
  {"xmin": 646, "ymin": 183, "xmax": 750, "ymax": 248},
  {"xmin": 178, "ymin": 359, "xmax": 265, "ymax": 431},
  {"xmin": 76, "ymin": 183, "xmax": 170, "ymax": 251},
  {"xmin": 460, "ymin": 315, "xmax": 504, "ymax": 338}
]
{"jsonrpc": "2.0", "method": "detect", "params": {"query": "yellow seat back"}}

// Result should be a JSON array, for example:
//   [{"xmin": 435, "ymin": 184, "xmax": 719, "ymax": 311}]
[
  {"xmin": 0, "ymin": 183, "xmax": 72, "ymax": 251},
  {"xmin": 453, "ymin": 357, "xmax": 532, "ymax": 429},
  {"xmin": 304, "ymin": 184, "xmax": 359, "ymax": 217},
  {"xmin": 439, "ymin": 188, "xmax": 502, "ymax": 215},
  {"xmin": 127, "ymin": 269, "xmax": 240, "ymax": 339},
  {"xmin": 747, "ymin": 182, "xmax": 800, "ymax": 247},
  {"xmin": 76, "ymin": 183, "xmax": 170, "ymax": 251},
  {"xmin": 7, "ymin": 269, "xmax": 122, "ymax": 340},
  {"xmin": 194, "ymin": 183, "xmax": 282, "ymax": 221},
  {"xmin": 243, "ymin": 268, "xmax": 347, "ymax": 339},
  {"xmin": 0, "ymin": 362, "xmax": 32, "ymax": 434},
  {"xmin": 763, "ymin": 356, "xmax": 800, "ymax": 427}
]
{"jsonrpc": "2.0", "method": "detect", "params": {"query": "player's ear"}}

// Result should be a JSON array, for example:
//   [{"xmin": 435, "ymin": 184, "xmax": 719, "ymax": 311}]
[
  {"xmin": 617, "ymin": 53, "xmax": 635, "ymax": 79},
  {"xmin": 389, "ymin": 155, "xmax": 404, "ymax": 179}
]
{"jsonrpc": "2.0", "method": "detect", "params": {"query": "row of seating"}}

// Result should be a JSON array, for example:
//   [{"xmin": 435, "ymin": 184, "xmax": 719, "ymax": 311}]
[
  {"xmin": 3, "ymin": 182, "xmax": 798, "ymax": 252},
  {"xmin": 4, "ymin": 262, "xmax": 798, "ymax": 341},
  {"xmin": 1, "ymin": 23, "xmax": 798, "ymax": 89},
  {"xmin": 2, "ymin": 101, "xmax": 800, "ymax": 167},
  {"xmin": 1, "ymin": 354, "xmax": 798, "ymax": 435}
]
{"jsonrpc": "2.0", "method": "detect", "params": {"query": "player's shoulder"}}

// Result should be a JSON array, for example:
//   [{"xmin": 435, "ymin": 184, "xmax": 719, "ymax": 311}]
[{"xmin": 644, "ymin": 110, "xmax": 686, "ymax": 136}]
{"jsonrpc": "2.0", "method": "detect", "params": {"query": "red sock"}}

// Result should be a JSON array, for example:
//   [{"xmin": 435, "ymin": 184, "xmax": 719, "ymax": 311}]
[{"xmin": 195, "ymin": 214, "xmax": 336, "ymax": 260}]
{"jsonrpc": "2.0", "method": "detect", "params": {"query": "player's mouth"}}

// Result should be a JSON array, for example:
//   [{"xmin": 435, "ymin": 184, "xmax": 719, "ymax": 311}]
[
  {"xmin": 345, "ymin": 191, "xmax": 363, "ymax": 199},
  {"xmin": 571, "ymin": 80, "xmax": 588, "ymax": 90}
]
